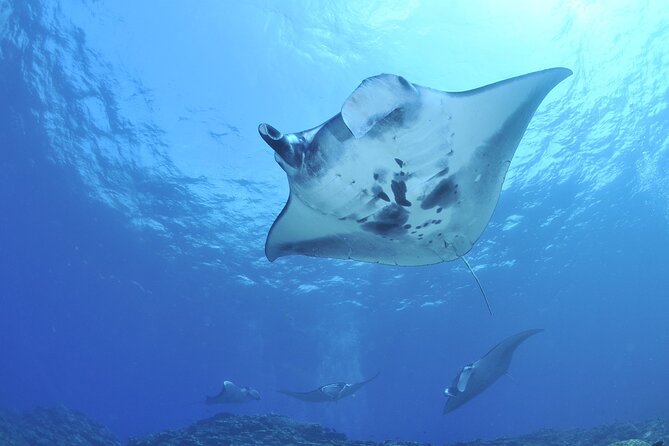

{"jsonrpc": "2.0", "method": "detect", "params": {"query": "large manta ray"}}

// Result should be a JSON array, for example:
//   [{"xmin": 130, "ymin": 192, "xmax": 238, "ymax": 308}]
[
  {"xmin": 443, "ymin": 329, "xmax": 543, "ymax": 413},
  {"xmin": 258, "ymin": 68, "xmax": 571, "ymax": 267},
  {"xmin": 278, "ymin": 373, "xmax": 380, "ymax": 403}
]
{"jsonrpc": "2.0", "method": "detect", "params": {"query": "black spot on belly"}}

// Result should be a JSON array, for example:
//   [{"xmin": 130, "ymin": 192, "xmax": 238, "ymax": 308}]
[
  {"xmin": 357, "ymin": 217, "xmax": 368, "ymax": 223},
  {"xmin": 436, "ymin": 207, "xmax": 443, "ymax": 213},
  {"xmin": 373, "ymin": 169, "xmax": 386, "ymax": 182},
  {"xmin": 361, "ymin": 204, "xmax": 409, "ymax": 236},
  {"xmin": 421, "ymin": 178, "xmax": 459, "ymax": 210},
  {"xmin": 403, "ymin": 224, "xmax": 411, "ymax": 229},
  {"xmin": 391, "ymin": 180, "xmax": 411, "ymax": 207},
  {"xmin": 394, "ymin": 158, "xmax": 404, "ymax": 168}
]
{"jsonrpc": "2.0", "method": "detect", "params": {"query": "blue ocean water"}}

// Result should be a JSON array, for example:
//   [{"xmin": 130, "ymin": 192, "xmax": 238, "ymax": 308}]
[{"xmin": 1, "ymin": 0, "xmax": 668, "ymax": 444}]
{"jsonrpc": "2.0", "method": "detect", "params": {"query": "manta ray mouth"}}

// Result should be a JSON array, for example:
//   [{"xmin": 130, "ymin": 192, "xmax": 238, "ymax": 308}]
[
  {"xmin": 259, "ymin": 123, "xmax": 282, "ymax": 141},
  {"xmin": 258, "ymin": 123, "xmax": 300, "ymax": 168}
]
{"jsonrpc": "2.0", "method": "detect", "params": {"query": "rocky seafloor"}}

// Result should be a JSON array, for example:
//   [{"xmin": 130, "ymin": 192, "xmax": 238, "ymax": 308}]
[
  {"xmin": 0, "ymin": 406, "xmax": 667, "ymax": 446},
  {"xmin": 0, "ymin": 406, "xmax": 119, "ymax": 446}
]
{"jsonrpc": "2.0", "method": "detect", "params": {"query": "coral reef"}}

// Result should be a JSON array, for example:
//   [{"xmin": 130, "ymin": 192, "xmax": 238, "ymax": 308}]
[
  {"xmin": 607, "ymin": 440, "xmax": 652, "ymax": 446},
  {"xmin": 0, "ymin": 406, "xmax": 666, "ymax": 446},
  {"xmin": 449, "ymin": 419, "xmax": 667, "ymax": 446},
  {"xmin": 0, "ymin": 406, "xmax": 120, "ymax": 446},
  {"xmin": 127, "ymin": 412, "xmax": 422, "ymax": 446}
]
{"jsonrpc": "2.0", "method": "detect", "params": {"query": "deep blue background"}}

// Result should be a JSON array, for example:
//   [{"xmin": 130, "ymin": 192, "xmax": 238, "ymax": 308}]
[{"xmin": 1, "ymin": 1, "xmax": 669, "ymax": 444}]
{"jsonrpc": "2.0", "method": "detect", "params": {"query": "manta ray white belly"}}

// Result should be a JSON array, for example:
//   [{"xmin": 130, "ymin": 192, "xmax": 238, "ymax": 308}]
[{"xmin": 259, "ymin": 68, "xmax": 572, "ymax": 266}]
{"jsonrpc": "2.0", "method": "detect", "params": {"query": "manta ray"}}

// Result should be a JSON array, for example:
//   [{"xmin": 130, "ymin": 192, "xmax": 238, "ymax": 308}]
[
  {"xmin": 258, "ymin": 68, "xmax": 571, "ymax": 267},
  {"xmin": 278, "ymin": 373, "xmax": 380, "ymax": 402},
  {"xmin": 443, "ymin": 329, "xmax": 543, "ymax": 413},
  {"xmin": 206, "ymin": 380, "xmax": 261, "ymax": 404}
]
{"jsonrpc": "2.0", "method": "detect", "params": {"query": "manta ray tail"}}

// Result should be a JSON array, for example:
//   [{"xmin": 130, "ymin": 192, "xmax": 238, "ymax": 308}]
[{"xmin": 462, "ymin": 256, "xmax": 492, "ymax": 316}]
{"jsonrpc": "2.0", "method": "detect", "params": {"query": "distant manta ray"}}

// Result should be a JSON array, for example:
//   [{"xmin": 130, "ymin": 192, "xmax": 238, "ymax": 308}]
[
  {"xmin": 258, "ymin": 68, "xmax": 572, "ymax": 313},
  {"xmin": 443, "ymin": 329, "xmax": 543, "ymax": 414},
  {"xmin": 206, "ymin": 380, "xmax": 261, "ymax": 404},
  {"xmin": 278, "ymin": 373, "xmax": 380, "ymax": 403}
]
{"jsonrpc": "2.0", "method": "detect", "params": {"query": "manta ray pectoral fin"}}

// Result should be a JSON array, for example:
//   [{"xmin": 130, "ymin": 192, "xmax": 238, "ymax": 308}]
[
  {"xmin": 363, "ymin": 371, "xmax": 381, "ymax": 384},
  {"xmin": 265, "ymin": 195, "xmax": 352, "ymax": 262},
  {"xmin": 448, "ymin": 67, "xmax": 572, "ymax": 170},
  {"xmin": 266, "ymin": 195, "xmax": 435, "ymax": 264},
  {"xmin": 341, "ymin": 73, "xmax": 419, "ymax": 138}
]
